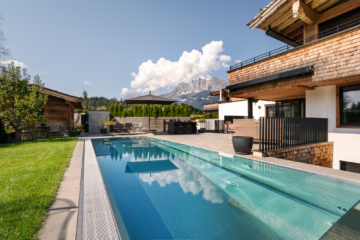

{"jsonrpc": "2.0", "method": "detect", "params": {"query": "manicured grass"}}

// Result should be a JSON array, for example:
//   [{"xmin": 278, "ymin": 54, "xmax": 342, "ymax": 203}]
[{"xmin": 0, "ymin": 137, "xmax": 79, "ymax": 240}]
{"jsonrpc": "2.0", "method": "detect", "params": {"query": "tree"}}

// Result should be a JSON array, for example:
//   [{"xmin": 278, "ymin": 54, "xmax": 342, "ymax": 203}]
[
  {"xmin": 163, "ymin": 105, "xmax": 170, "ymax": 117},
  {"xmin": 0, "ymin": 63, "xmax": 48, "ymax": 142},
  {"xmin": 149, "ymin": 105, "xmax": 153, "ymax": 117},
  {"xmin": 184, "ymin": 103, "xmax": 190, "ymax": 116},
  {"xmin": 137, "ymin": 104, "xmax": 143, "ymax": 117},
  {"xmin": 118, "ymin": 103, "xmax": 123, "ymax": 116},
  {"xmin": 122, "ymin": 109, "xmax": 127, "ymax": 118},
  {"xmin": 82, "ymin": 90, "xmax": 89, "ymax": 109},
  {"xmin": 127, "ymin": 109, "xmax": 133, "ymax": 117},
  {"xmin": 175, "ymin": 105, "xmax": 180, "ymax": 117},
  {"xmin": 114, "ymin": 103, "xmax": 118, "ymax": 117},
  {"xmin": 0, "ymin": 15, "xmax": 11, "ymax": 59},
  {"xmin": 170, "ymin": 103, "xmax": 176, "ymax": 117},
  {"xmin": 142, "ymin": 105, "xmax": 149, "ymax": 117},
  {"xmin": 109, "ymin": 104, "xmax": 114, "ymax": 118},
  {"xmin": 179, "ymin": 105, "xmax": 184, "ymax": 117},
  {"xmin": 153, "ymin": 105, "xmax": 158, "ymax": 118},
  {"xmin": 158, "ymin": 105, "xmax": 163, "ymax": 117},
  {"xmin": 133, "ymin": 105, "xmax": 138, "ymax": 117}
]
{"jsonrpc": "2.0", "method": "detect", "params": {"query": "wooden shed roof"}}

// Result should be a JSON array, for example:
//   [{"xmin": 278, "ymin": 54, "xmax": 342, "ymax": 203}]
[{"xmin": 29, "ymin": 84, "xmax": 82, "ymax": 108}]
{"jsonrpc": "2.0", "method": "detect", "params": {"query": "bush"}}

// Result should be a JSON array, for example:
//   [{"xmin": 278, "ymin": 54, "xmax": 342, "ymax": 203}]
[
  {"xmin": 83, "ymin": 110, "xmax": 88, "ymax": 114},
  {"xmin": 212, "ymin": 114, "xmax": 219, "ymax": 118},
  {"xmin": 204, "ymin": 114, "xmax": 211, "ymax": 118},
  {"xmin": 76, "ymin": 109, "xmax": 83, "ymax": 113}
]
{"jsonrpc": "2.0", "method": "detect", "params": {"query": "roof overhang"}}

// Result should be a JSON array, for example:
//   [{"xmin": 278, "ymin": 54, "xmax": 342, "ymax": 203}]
[
  {"xmin": 266, "ymin": 27, "xmax": 302, "ymax": 47},
  {"xmin": 226, "ymin": 66, "xmax": 314, "ymax": 92},
  {"xmin": 247, "ymin": 0, "xmax": 288, "ymax": 30}
]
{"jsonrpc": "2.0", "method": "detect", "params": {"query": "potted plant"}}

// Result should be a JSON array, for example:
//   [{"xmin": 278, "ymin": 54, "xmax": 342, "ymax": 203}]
[
  {"xmin": 98, "ymin": 115, "xmax": 114, "ymax": 134},
  {"xmin": 232, "ymin": 136, "xmax": 253, "ymax": 154},
  {"xmin": 70, "ymin": 125, "xmax": 84, "ymax": 136}
]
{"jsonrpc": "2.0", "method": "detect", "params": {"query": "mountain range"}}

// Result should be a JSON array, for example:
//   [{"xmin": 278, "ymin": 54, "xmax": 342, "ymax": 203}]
[{"xmin": 123, "ymin": 77, "xmax": 228, "ymax": 109}]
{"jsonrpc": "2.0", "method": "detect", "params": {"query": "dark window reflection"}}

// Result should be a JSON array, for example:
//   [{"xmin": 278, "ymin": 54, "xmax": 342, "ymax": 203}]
[{"xmin": 341, "ymin": 84, "xmax": 360, "ymax": 125}]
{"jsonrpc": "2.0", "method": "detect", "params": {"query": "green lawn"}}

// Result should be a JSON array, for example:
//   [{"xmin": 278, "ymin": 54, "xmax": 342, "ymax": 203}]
[{"xmin": 0, "ymin": 137, "xmax": 79, "ymax": 240}]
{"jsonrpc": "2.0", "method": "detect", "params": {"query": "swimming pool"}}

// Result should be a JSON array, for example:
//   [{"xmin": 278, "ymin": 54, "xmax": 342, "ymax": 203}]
[{"xmin": 91, "ymin": 137, "xmax": 360, "ymax": 240}]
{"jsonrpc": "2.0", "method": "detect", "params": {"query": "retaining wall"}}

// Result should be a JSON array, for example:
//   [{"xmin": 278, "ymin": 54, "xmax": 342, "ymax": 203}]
[
  {"xmin": 266, "ymin": 142, "xmax": 334, "ymax": 168},
  {"xmin": 114, "ymin": 117, "xmax": 191, "ymax": 132}
]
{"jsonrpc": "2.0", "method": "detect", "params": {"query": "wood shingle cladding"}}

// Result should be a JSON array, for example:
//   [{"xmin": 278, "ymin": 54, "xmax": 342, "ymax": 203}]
[{"xmin": 228, "ymin": 25, "xmax": 360, "ymax": 101}]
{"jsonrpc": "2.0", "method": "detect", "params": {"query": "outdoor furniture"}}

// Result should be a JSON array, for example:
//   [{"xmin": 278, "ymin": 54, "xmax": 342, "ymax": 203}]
[
  {"xmin": 36, "ymin": 125, "xmax": 51, "ymax": 138},
  {"xmin": 124, "ymin": 123, "xmax": 134, "ymax": 134},
  {"xmin": 49, "ymin": 123, "xmax": 60, "ymax": 138},
  {"xmin": 114, "ymin": 122, "xmax": 126, "ymax": 135},
  {"xmin": 168, "ymin": 122, "xmax": 196, "ymax": 134},
  {"xmin": 228, "ymin": 123, "xmax": 235, "ymax": 135},
  {"xmin": 232, "ymin": 136, "xmax": 253, "ymax": 154},
  {"xmin": 133, "ymin": 123, "xmax": 142, "ymax": 133}
]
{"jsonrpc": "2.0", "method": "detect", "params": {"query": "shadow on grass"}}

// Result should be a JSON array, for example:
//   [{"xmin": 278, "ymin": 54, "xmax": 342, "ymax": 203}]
[{"xmin": 0, "ymin": 137, "xmax": 79, "ymax": 149}]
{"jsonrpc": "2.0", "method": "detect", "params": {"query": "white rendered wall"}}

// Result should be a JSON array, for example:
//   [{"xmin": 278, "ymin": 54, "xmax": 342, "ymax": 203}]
[
  {"xmin": 218, "ymin": 100, "xmax": 275, "ymax": 120},
  {"xmin": 306, "ymin": 85, "xmax": 360, "ymax": 169}
]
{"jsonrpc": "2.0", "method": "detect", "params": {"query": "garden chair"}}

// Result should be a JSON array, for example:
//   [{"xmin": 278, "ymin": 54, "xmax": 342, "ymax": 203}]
[
  {"xmin": 49, "ymin": 123, "xmax": 60, "ymax": 138},
  {"xmin": 228, "ymin": 123, "xmax": 235, "ymax": 136},
  {"xmin": 133, "ymin": 123, "xmax": 142, "ymax": 134}
]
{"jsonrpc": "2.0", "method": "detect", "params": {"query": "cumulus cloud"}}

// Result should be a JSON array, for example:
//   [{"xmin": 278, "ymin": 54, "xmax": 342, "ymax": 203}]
[
  {"xmin": 83, "ymin": 80, "xmax": 92, "ymax": 85},
  {"xmin": 0, "ymin": 60, "xmax": 27, "ymax": 68},
  {"xmin": 235, "ymin": 60, "xmax": 241, "ymax": 64},
  {"xmin": 130, "ymin": 41, "xmax": 231, "ymax": 93},
  {"xmin": 140, "ymin": 159, "xmax": 224, "ymax": 204},
  {"xmin": 121, "ymin": 87, "xmax": 132, "ymax": 95}
]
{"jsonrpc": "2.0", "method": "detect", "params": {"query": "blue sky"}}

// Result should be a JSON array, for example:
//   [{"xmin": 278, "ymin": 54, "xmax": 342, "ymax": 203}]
[{"xmin": 1, "ymin": 0, "xmax": 283, "ymax": 99}]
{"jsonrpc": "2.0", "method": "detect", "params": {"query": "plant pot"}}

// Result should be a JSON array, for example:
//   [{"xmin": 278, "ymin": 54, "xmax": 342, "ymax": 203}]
[
  {"xmin": 198, "ymin": 128, "xmax": 206, "ymax": 133},
  {"xmin": 232, "ymin": 136, "xmax": 253, "ymax": 154},
  {"xmin": 100, "ymin": 128, "xmax": 107, "ymax": 134},
  {"xmin": 69, "ymin": 132, "xmax": 80, "ymax": 137}
]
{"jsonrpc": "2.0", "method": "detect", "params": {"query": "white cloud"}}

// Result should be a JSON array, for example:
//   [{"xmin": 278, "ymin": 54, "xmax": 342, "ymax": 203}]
[
  {"xmin": 83, "ymin": 80, "xmax": 92, "ymax": 85},
  {"xmin": 130, "ymin": 41, "xmax": 231, "ymax": 92},
  {"xmin": 235, "ymin": 60, "xmax": 241, "ymax": 64},
  {"xmin": 121, "ymin": 87, "xmax": 132, "ymax": 95},
  {"xmin": 0, "ymin": 60, "xmax": 27, "ymax": 68}
]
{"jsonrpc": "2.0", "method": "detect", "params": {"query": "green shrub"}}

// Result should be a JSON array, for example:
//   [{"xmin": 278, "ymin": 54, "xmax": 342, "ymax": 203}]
[
  {"xmin": 127, "ymin": 109, "xmax": 133, "ymax": 117},
  {"xmin": 76, "ymin": 109, "xmax": 83, "ymax": 113},
  {"xmin": 204, "ymin": 114, "xmax": 211, "ymax": 118},
  {"xmin": 212, "ymin": 114, "xmax": 219, "ymax": 118},
  {"xmin": 83, "ymin": 110, "xmax": 88, "ymax": 114}
]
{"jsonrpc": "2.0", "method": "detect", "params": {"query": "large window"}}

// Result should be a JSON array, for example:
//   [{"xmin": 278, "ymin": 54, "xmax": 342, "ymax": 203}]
[
  {"xmin": 340, "ymin": 84, "xmax": 360, "ymax": 125},
  {"xmin": 340, "ymin": 161, "xmax": 360, "ymax": 174}
]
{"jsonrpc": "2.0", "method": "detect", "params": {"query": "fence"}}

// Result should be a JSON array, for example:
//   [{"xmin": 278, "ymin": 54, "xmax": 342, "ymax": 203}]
[
  {"xmin": 259, "ymin": 117, "xmax": 328, "ymax": 152},
  {"xmin": 204, "ymin": 119, "xmax": 225, "ymax": 133}
]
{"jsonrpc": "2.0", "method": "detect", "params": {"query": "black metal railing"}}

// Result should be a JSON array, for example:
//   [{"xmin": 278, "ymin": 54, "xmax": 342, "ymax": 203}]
[
  {"xmin": 230, "ymin": 16, "xmax": 360, "ymax": 71},
  {"xmin": 259, "ymin": 117, "xmax": 328, "ymax": 152}
]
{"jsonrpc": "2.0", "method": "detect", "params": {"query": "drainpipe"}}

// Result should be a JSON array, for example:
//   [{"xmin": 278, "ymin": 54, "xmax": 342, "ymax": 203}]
[{"xmin": 219, "ymin": 89, "xmax": 222, "ymax": 102}]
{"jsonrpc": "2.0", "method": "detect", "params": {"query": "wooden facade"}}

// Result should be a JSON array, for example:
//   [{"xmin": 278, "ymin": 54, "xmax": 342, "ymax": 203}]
[
  {"xmin": 228, "ymin": 0, "xmax": 360, "ymax": 102},
  {"xmin": 40, "ymin": 87, "xmax": 82, "ymax": 135}
]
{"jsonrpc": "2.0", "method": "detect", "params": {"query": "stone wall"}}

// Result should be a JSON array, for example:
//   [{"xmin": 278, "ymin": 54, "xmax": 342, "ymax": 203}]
[
  {"xmin": 266, "ymin": 142, "xmax": 334, "ymax": 168},
  {"xmin": 114, "ymin": 117, "xmax": 191, "ymax": 132},
  {"xmin": 228, "ymin": 26, "xmax": 360, "ymax": 85},
  {"xmin": 89, "ymin": 111, "xmax": 110, "ymax": 133}
]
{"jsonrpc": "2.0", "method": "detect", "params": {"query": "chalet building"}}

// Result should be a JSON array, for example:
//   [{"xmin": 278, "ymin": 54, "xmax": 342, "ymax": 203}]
[
  {"xmin": 222, "ymin": 0, "xmax": 360, "ymax": 173},
  {"xmin": 29, "ymin": 85, "xmax": 82, "ymax": 135}
]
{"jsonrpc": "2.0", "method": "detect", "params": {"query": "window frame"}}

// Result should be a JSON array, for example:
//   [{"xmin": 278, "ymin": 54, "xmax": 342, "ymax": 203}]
[{"xmin": 336, "ymin": 82, "xmax": 360, "ymax": 129}]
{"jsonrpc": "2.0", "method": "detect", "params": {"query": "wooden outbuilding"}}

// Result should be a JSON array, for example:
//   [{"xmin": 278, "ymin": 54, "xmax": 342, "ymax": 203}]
[{"xmin": 29, "ymin": 85, "xmax": 82, "ymax": 135}]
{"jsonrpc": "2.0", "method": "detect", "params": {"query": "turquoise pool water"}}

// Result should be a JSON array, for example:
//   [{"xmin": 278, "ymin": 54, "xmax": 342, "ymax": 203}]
[{"xmin": 92, "ymin": 137, "xmax": 360, "ymax": 240}]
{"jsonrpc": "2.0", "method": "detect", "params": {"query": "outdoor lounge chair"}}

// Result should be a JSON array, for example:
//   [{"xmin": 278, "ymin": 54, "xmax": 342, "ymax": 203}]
[
  {"xmin": 114, "ymin": 122, "xmax": 126, "ymax": 135},
  {"xmin": 124, "ymin": 123, "xmax": 134, "ymax": 134},
  {"xmin": 49, "ymin": 123, "xmax": 60, "ymax": 138}
]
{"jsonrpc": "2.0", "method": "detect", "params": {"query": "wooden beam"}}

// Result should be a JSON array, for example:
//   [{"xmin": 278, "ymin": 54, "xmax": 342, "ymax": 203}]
[
  {"xmin": 281, "ymin": 20, "xmax": 305, "ymax": 35},
  {"xmin": 291, "ymin": 84, "xmax": 315, "ymax": 90},
  {"xmin": 275, "ymin": 14, "xmax": 300, "ymax": 32},
  {"xmin": 259, "ymin": 0, "xmax": 298, "ymax": 30},
  {"xmin": 288, "ymin": 27, "xmax": 304, "ymax": 38},
  {"xmin": 293, "ymin": 0, "xmax": 319, "ymax": 25},
  {"xmin": 316, "ymin": 0, "xmax": 341, "ymax": 12},
  {"xmin": 317, "ymin": 0, "xmax": 360, "ymax": 24}
]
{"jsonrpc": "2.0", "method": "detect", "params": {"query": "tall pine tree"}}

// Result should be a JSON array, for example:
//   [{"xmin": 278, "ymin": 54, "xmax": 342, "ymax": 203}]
[
  {"xmin": 114, "ymin": 103, "xmax": 118, "ymax": 117},
  {"xmin": 184, "ymin": 103, "xmax": 190, "ymax": 116},
  {"xmin": 118, "ymin": 103, "xmax": 123, "ymax": 117},
  {"xmin": 170, "ymin": 103, "xmax": 176, "ymax": 117},
  {"xmin": 110, "ymin": 104, "xmax": 114, "ymax": 118},
  {"xmin": 142, "ymin": 105, "xmax": 149, "ymax": 117}
]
